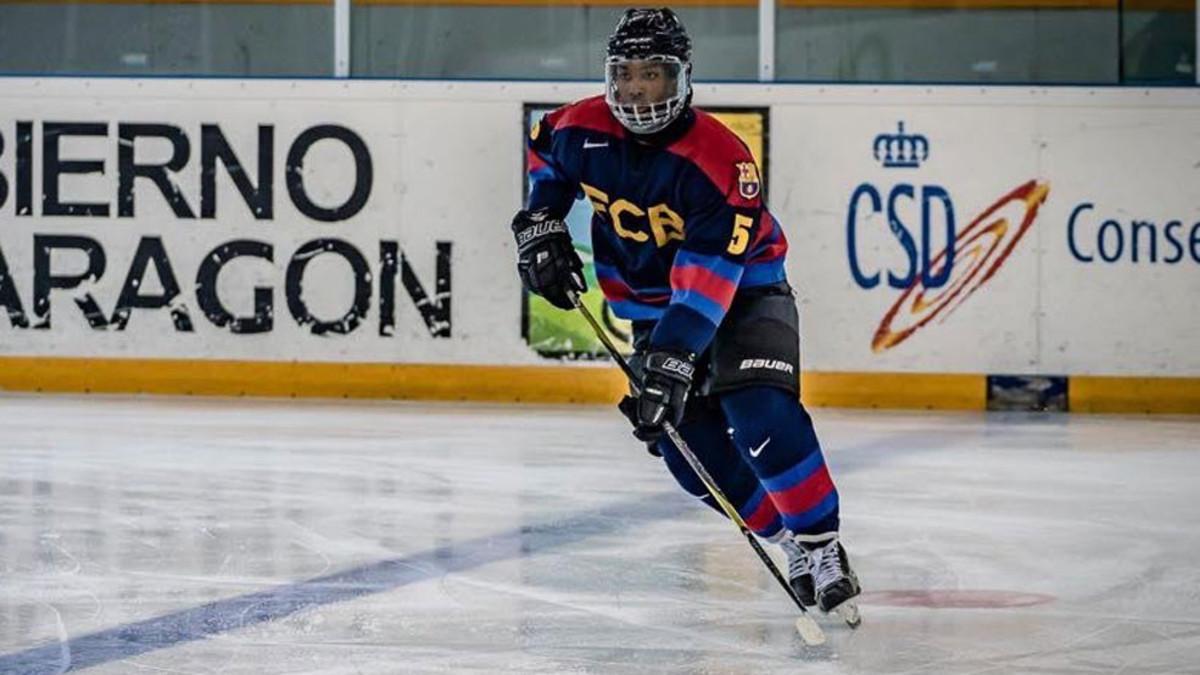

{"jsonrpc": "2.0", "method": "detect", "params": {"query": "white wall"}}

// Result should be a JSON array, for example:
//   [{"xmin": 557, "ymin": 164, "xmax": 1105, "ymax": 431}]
[{"xmin": 0, "ymin": 78, "xmax": 1195, "ymax": 376}]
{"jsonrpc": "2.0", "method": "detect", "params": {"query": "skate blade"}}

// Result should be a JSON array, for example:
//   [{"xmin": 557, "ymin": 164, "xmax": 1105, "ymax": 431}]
[
  {"xmin": 831, "ymin": 600, "xmax": 861, "ymax": 628},
  {"xmin": 794, "ymin": 614, "xmax": 827, "ymax": 646}
]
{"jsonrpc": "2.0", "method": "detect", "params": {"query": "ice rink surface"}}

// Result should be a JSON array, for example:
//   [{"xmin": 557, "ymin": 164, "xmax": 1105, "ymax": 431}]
[{"xmin": 1, "ymin": 393, "xmax": 1198, "ymax": 674}]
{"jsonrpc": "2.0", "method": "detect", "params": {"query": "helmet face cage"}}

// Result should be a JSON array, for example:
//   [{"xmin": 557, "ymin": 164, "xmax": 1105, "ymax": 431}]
[{"xmin": 604, "ymin": 55, "xmax": 691, "ymax": 135}]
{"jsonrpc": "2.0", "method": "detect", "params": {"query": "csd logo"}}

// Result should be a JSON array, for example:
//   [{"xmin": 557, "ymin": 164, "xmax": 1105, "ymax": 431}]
[
  {"xmin": 846, "ymin": 122, "xmax": 1050, "ymax": 352},
  {"xmin": 847, "ymin": 121, "xmax": 955, "ymax": 291}
]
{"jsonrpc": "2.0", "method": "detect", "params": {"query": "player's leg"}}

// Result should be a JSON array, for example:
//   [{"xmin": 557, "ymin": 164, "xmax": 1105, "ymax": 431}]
[
  {"xmin": 652, "ymin": 397, "xmax": 786, "ymax": 543},
  {"xmin": 719, "ymin": 386, "xmax": 859, "ymax": 612},
  {"xmin": 627, "ymin": 321, "xmax": 786, "ymax": 542},
  {"xmin": 722, "ymin": 386, "xmax": 838, "ymax": 533},
  {"xmin": 704, "ymin": 284, "xmax": 860, "ymax": 614}
]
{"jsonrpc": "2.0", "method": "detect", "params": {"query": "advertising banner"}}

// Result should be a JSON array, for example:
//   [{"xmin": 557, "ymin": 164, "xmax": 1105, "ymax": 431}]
[
  {"xmin": 0, "ymin": 80, "xmax": 534, "ymax": 365},
  {"xmin": 773, "ymin": 89, "xmax": 1200, "ymax": 376},
  {"xmin": 0, "ymin": 79, "xmax": 1195, "ymax": 384}
]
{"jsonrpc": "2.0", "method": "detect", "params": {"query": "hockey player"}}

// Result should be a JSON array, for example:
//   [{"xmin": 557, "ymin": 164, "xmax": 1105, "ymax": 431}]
[{"xmin": 511, "ymin": 7, "xmax": 860, "ymax": 616}]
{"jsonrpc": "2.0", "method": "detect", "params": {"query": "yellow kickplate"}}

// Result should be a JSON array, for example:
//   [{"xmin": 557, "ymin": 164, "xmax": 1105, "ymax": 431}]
[
  {"xmin": 1070, "ymin": 376, "xmax": 1200, "ymax": 415},
  {"xmin": 801, "ymin": 371, "xmax": 985, "ymax": 411},
  {"xmin": 0, "ymin": 356, "xmax": 629, "ymax": 404}
]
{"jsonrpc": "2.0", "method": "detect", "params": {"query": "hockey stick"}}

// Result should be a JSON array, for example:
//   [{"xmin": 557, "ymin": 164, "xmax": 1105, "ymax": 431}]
[{"xmin": 566, "ymin": 290, "xmax": 826, "ymax": 646}]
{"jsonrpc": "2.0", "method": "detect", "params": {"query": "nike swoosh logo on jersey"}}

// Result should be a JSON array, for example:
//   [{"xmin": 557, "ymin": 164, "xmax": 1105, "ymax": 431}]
[
  {"xmin": 749, "ymin": 437, "xmax": 771, "ymax": 458},
  {"xmin": 583, "ymin": 139, "xmax": 608, "ymax": 149}
]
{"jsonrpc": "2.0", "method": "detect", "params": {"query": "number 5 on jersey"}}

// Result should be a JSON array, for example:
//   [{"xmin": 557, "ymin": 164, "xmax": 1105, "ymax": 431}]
[{"xmin": 727, "ymin": 214, "xmax": 754, "ymax": 255}]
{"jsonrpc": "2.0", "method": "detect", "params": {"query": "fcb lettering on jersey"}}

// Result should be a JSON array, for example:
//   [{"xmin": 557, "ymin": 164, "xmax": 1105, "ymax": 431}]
[{"xmin": 526, "ymin": 96, "xmax": 788, "ymax": 355}]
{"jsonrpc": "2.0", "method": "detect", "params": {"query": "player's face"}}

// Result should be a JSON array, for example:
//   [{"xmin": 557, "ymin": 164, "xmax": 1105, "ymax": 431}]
[
  {"xmin": 611, "ymin": 61, "xmax": 677, "ymax": 106},
  {"xmin": 604, "ymin": 55, "xmax": 689, "ymax": 134}
]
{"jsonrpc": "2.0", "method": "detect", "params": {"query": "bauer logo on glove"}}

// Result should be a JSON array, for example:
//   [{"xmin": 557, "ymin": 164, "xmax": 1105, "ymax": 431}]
[{"xmin": 511, "ymin": 207, "xmax": 586, "ymax": 311}]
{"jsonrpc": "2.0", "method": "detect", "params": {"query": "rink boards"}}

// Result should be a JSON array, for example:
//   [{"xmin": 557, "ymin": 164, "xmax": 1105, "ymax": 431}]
[{"xmin": 0, "ymin": 78, "xmax": 1196, "ymax": 412}]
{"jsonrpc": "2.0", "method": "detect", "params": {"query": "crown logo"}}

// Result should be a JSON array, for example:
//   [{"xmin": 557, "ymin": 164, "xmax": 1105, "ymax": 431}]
[{"xmin": 873, "ymin": 121, "xmax": 929, "ymax": 169}]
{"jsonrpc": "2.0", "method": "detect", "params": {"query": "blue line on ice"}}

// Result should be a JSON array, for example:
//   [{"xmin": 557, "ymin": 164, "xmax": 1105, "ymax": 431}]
[{"xmin": 0, "ymin": 493, "xmax": 691, "ymax": 674}]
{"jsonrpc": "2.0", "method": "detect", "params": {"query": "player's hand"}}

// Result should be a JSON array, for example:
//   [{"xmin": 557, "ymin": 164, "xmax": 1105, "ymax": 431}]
[
  {"xmin": 617, "ymin": 395, "xmax": 662, "ymax": 454},
  {"xmin": 621, "ymin": 350, "xmax": 695, "ymax": 444},
  {"xmin": 512, "ymin": 207, "xmax": 586, "ymax": 310}
]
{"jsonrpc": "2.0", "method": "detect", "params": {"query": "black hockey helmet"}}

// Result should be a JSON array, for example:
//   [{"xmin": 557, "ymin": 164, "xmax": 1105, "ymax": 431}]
[
  {"xmin": 604, "ymin": 8, "xmax": 693, "ymax": 134},
  {"xmin": 607, "ymin": 7, "xmax": 692, "ymax": 62}
]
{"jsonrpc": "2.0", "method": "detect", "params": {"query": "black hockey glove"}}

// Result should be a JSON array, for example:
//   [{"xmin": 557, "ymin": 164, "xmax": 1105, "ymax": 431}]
[
  {"xmin": 618, "ymin": 350, "xmax": 695, "ymax": 445},
  {"xmin": 617, "ymin": 396, "xmax": 661, "ymax": 455},
  {"xmin": 512, "ymin": 207, "xmax": 586, "ymax": 311}
]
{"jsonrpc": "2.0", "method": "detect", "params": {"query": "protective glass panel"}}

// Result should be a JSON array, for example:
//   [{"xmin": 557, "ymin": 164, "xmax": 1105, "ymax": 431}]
[
  {"xmin": 1121, "ymin": 0, "xmax": 1196, "ymax": 82},
  {"xmin": 351, "ymin": 4, "xmax": 756, "ymax": 80},
  {"xmin": 775, "ymin": 0, "xmax": 1127, "ymax": 84},
  {"xmin": 0, "ymin": 0, "xmax": 333, "ymax": 76}
]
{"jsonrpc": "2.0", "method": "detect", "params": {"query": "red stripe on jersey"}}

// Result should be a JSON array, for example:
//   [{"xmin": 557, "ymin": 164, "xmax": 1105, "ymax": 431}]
[
  {"xmin": 747, "ymin": 213, "xmax": 789, "ymax": 263},
  {"xmin": 750, "ymin": 212, "xmax": 776, "ymax": 249},
  {"xmin": 666, "ymin": 109, "xmax": 760, "ymax": 209},
  {"xmin": 598, "ymin": 275, "xmax": 670, "ymax": 304},
  {"xmin": 772, "ymin": 464, "xmax": 836, "ymax": 517},
  {"xmin": 597, "ymin": 276, "xmax": 633, "ymax": 302},
  {"xmin": 549, "ymin": 96, "xmax": 627, "ymax": 138},
  {"xmin": 670, "ymin": 264, "xmax": 738, "ymax": 311},
  {"xmin": 527, "ymin": 148, "xmax": 547, "ymax": 172},
  {"xmin": 750, "ymin": 239, "xmax": 788, "ymax": 264}
]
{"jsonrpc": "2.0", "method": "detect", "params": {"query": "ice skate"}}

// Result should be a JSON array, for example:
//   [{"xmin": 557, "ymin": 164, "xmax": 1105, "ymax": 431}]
[
  {"xmin": 797, "ymin": 533, "xmax": 862, "ymax": 628},
  {"xmin": 779, "ymin": 536, "xmax": 816, "ymax": 607}
]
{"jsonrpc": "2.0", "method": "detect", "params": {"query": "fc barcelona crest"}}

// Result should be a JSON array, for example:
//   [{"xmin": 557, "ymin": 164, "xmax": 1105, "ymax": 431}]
[{"xmin": 736, "ymin": 161, "xmax": 761, "ymax": 200}]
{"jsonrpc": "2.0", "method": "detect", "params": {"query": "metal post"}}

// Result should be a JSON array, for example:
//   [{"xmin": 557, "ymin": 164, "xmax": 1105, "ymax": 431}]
[
  {"xmin": 1195, "ymin": 0, "xmax": 1199, "ymax": 84},
  {"xmin": 335, "ymin": 0, "xmax": 351, "ymax": 78},
  {"xmin": 758, "ymin": 0, "xmax": 775, "ymax": 82},
  {"xmin": 200, "ymin": 4, "xmax": 213, "ymax": 74},
  {"xmin": 1117, "ymin": 0, "xmax": 1125, "ymax": 83}
]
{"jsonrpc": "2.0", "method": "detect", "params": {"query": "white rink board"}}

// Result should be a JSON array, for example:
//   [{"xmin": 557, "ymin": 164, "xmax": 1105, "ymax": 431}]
[
  {"xmin": 774, "ymin": 90, "xmax": 1200, "ymax": 376},
  {"xmin": 0, "ymin": 79, "xmax": 1196, "ymax": 376},
  {"xmin": 0, "ymin": 81, "xmax": 541, "ymax": 365}
]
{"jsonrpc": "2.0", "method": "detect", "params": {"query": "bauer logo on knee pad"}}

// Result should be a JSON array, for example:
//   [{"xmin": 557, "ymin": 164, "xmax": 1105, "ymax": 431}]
[{"xmin": 739, "ymin": 358, "xmax": 795, "ymax": 374}]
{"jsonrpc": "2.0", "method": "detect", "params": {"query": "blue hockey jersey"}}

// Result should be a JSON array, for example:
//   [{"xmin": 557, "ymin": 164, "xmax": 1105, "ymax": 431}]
[{"xmin": 527, "ymin": 95, "xmax": 788, "ymax": 356}]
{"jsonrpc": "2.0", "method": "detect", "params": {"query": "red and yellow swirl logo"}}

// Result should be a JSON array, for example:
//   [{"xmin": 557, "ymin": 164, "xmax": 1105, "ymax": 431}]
[{"xmin": 872, "ymin": 180, "xmax": 1050, "ymax": 352}]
